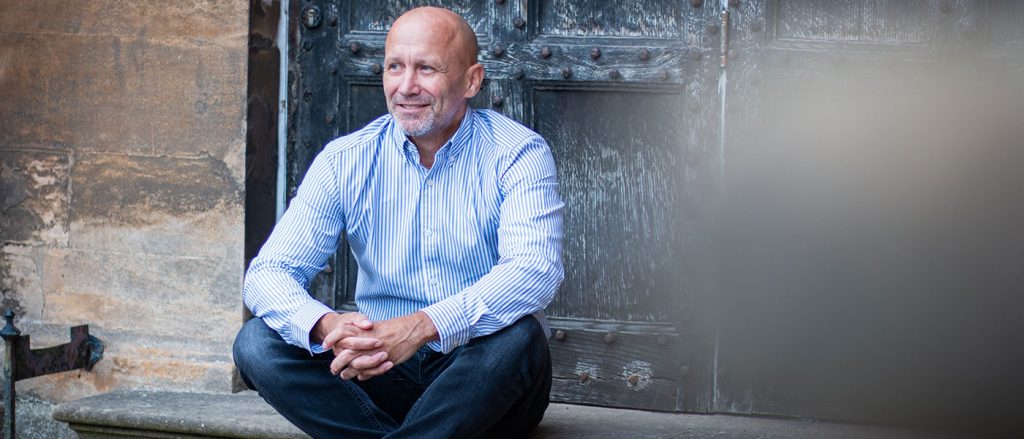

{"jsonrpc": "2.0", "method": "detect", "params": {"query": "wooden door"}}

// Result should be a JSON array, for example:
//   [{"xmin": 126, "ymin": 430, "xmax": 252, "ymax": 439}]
[
  {"xmin": 714, "ymin": 0, "xmax": 1024, "ymax": 426},
  {"xmin": 291, "ymin": 0, "xmax": 722, "ymax": 412}
]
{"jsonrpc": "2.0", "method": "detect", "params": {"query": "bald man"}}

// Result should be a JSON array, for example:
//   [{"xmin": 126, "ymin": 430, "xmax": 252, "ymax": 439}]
[{"xmin": 233, "ymin": 7, "xmax": 564, "ymax": 438}]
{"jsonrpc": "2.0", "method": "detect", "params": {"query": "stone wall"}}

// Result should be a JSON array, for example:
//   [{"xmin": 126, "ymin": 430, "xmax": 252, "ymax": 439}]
[{"xmin": 0, "ymin": 0, "xmax": 250, "ymax": 418}]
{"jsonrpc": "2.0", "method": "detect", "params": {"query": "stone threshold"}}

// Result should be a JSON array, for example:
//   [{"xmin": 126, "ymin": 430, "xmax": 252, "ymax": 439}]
[{"xmin": 54, "ymin": 390, "xmax": 964, "ymax": 439}]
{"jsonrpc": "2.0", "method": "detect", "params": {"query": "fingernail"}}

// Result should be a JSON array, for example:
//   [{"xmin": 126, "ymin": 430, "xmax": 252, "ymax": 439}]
[{"xmin": 374, "ymin": 340, "xmax": 383, "ymax": 348}]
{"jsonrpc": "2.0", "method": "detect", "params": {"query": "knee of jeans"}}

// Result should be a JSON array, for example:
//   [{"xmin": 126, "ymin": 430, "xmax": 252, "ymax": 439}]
[
  {"xmin": 491, "ymin": 317, "xmax": 549, "ymax": 370},
  {"xmin": 232, "ymin": 318, "xmax": 273, "ymax": 384}
]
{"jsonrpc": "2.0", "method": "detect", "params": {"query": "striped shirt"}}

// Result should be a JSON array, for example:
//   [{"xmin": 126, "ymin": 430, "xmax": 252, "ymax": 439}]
[{"xmin": 243, "ymin": 108, "xmax": 564, "ymax": 354}]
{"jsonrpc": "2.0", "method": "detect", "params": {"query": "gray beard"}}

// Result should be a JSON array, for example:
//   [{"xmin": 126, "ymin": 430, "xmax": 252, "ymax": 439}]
[{"xmin": 392, "ymin": 111, "xmax": 437, "ymax": 138}]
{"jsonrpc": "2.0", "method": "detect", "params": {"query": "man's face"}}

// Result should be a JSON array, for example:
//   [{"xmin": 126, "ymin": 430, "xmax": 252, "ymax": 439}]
[{"xmin": 383, "ymin": 19, "xmax": 470, "ymax": 141}]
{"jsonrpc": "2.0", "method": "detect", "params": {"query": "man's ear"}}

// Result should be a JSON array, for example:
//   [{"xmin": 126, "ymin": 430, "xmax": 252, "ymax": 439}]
[{"xmin": 463, "ymin": 63, "xmax": 485, "ymax": 99}]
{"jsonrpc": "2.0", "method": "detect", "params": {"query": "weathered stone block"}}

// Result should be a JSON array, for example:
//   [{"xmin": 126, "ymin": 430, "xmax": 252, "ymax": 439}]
[
  {"xmin": 69, "ymin": 153, "xmax": 243, "ymax": 260},
  {"xmin": 0, "ymin": 0, "xmax": 248, "ymax": 41},
  {"xmin": 0, "ymin": 244, "xmax": 45, "ymax": 322},
  {"xmin": 0, "ymin": 33, "xmax": 246, "ymax": 158},
  {"xmin": 5, "ymin": 323, "xmax": 238, "ymax": 402},
  {"xmin": 0, "ymin": 0, "xmax": 252, "ymax": 424},
  {"xmin": 41, "ymin": 248, "xmax": 240, "ymax": 344},
  {"xmin": 0, "ymin": 148, "xmax": 71, "ymax": 246}
]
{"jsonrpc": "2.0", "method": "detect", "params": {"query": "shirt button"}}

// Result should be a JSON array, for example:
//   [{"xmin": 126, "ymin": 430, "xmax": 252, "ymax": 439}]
[
  {"xmin": 430, "ymin": 279, "xmax": 438, "ymax": 286},
  {"xmin": 425, "ymin": 230, "xmax": 433, "ymax": 237}
]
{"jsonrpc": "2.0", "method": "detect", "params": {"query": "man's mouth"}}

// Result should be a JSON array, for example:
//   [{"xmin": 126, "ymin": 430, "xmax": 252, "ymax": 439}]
[{"xmin": 396, "ymin": 102, "xmax": 430, "ymax": 110}]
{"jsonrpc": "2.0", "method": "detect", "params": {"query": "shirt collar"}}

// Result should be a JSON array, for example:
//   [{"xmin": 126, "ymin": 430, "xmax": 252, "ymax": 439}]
[{"xmin": 388, "ymin": 107, "xmax": 476, "ymax": 167}]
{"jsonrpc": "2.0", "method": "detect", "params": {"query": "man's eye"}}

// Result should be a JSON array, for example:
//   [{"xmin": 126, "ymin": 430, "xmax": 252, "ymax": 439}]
[
  {"xmin": 420, "ymin": 66, "xmax": 435, "ymax": 73},
  {"xmin": 388, "ymin": 63, "xmax": 402, "ymax": 72}
]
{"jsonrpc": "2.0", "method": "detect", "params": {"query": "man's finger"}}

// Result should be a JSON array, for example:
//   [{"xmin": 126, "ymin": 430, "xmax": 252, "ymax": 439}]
[
  {"xmin": 357, "ymin": 361, "xmax": 394, "ymax": 381},
  {"xmin": 323, "ymin": 327, "xmax": 347, "ymax": 351},
  {"xmin": 349, "ymin": 351, "xmax": 387, "ymax": 370},
  {"xmin": 339, "ymin": 337, "xmax": 383, "ymax": 350},
  {"xmin": 340, "ymin": 366, "xmax": 359, "ymax": 380},
  {"xmin": 330, "ymin": 349, "xmax": 361, "ymax": 376}
]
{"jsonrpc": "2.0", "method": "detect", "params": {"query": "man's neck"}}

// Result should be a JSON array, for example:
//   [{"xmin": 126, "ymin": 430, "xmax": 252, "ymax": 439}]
[
  {"xmin": 412, "ymin": 140, "xmax": 443, "ymax": 169},
  {"xmin": 408, "ymin": 106, "xmax": 468, "ymax": 169}
]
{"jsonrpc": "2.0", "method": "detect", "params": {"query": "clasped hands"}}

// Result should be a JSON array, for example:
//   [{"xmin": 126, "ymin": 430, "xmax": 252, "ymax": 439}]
[{"xmin": 316, "ymin": 311, "xmax": 437, "ymax": 381}]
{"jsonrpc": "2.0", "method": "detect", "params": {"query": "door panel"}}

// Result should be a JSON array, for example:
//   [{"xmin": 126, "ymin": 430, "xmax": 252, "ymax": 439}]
[
  {"xmin": 534, "ymin": 87, "xmax": 684, "ymax": 322},
  {"xmin": 532, "ymin": 85, "xmax": 690, "ymax": 411}
]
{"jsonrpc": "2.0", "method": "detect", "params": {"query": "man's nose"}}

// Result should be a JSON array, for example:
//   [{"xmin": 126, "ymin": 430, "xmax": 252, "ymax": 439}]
[{"xmin": 398, "ymin": 70, "xmax": 420, "ymax": 95}]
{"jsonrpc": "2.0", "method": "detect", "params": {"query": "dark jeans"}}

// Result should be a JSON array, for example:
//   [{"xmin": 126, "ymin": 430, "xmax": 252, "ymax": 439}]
[{"xmin": 233, "ymin": 315, "xmax": 552, "ymax": 439}]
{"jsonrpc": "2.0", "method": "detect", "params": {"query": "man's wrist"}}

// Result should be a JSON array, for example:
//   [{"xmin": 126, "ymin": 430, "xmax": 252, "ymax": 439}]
[
  {"xmin": 413, "ymin": 311, "xmax": 440, "ymax": 346},
  {"xmin": 311, "ymin": 312, "xmax": 341, "ymax": 345}
]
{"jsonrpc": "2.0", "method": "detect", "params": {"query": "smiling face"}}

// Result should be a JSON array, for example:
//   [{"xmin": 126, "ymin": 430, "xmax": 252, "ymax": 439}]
[{"xmin": 383, "ymin": 8, "xmax": 483, "ymax": 147}]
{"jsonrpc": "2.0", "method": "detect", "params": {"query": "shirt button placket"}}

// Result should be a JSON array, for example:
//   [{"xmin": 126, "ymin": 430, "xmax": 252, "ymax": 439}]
[{"xmin": 422, "ymin": 177, "xmax": 434, "ymax": 294}]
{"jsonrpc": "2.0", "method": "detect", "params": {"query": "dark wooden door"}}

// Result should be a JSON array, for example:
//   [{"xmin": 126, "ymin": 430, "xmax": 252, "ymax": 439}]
[
  {"xmin": 713, "ymin": 0, "xmax": 1024, "ymax": 426},
  {"xmin": 291, "ymin": 0, "xmax": 723, "ymax": 412}
]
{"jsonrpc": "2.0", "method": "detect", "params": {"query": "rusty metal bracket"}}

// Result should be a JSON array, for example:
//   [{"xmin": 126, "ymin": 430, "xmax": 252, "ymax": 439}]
[{"xmin": 1, "ymin": 309, "xmax": 103, "ymax": 439}]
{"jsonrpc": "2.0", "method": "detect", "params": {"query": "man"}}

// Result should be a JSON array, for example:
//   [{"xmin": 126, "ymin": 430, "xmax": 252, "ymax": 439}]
[{"xmin": 233, "ymin": 6, "xmax": 564, "ymax": 438}]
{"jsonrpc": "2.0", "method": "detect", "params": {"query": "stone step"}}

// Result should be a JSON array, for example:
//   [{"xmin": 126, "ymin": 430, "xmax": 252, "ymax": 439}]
[
  {"xmin": 54, "ymin": 390, "xmax": 960, "ymax": 439},
  {"xmin": 53, "ymin": 390, "xmax": 307, "ymax": 439}
]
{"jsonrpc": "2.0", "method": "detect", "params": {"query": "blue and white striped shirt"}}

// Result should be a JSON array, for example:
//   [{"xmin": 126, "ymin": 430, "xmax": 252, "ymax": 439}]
[{"xmin": 243, "ymin": 108, "xmax": 564, "ymax": 354}]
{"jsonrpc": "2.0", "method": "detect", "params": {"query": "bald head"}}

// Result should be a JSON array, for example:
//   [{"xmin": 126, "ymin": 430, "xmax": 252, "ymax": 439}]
[
  {"xmin": 388, "ymin": 7, "xmax": 478, "ymax": 68},
  {"xmin": 381, "ymin": 6, "xmax": 485, "ymax": 150}
]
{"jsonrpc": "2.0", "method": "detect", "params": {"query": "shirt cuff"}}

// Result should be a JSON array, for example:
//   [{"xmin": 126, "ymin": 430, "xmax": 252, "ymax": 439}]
[
  {"xmin": 421, "ymin": 298, "xmax": 471, "ymax": 353},
  {"xmin": 289, "ymin": 300, "xmax": 335, "ymax": 355}
]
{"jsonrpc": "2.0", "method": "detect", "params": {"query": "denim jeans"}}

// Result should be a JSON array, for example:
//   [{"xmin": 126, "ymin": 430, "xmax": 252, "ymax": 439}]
[{"xmin": 233, "ymin": 315, "xmax": 552, "ymax": 439}]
